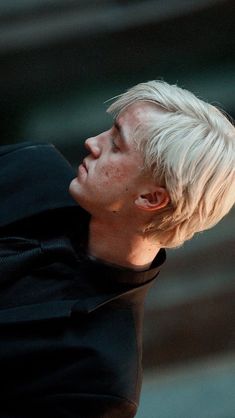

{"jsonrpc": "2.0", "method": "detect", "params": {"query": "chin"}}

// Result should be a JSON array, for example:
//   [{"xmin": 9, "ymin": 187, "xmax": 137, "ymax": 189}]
[{"xmin": 69, "ymin": 178, "xmax": 81, "ymax": 203}]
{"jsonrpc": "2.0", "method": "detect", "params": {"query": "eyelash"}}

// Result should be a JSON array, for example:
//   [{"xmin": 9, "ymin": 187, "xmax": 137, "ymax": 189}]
[{"xmin": 111, "ymin": 137, "xmax": 119, "ymax": 152}]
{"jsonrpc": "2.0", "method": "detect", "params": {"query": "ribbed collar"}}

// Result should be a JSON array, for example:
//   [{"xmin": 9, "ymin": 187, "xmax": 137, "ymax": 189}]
[
  {"xmin": 80, "ymin": 248, "xmax": 166, "ymax": 286},
  {"xmin": 70, "ymin": 207, "xmax": 166, "ymax": 287}
]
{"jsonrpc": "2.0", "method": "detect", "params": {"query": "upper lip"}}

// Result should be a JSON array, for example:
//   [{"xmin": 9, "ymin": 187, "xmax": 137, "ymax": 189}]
[{"xmin": 82, "ymin": 159, "xmax": 88, "ymax": 171}]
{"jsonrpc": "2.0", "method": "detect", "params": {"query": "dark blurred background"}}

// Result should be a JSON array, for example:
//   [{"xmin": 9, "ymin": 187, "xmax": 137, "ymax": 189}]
[{"xmin": 0, "ymin": 1, "xmax": 234, "ymax": 417}]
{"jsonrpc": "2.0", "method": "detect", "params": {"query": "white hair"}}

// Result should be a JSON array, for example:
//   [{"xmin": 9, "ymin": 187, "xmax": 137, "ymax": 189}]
[{"xmin": 107, "ymin": 80, "xmax": 235, "ymax": 248}]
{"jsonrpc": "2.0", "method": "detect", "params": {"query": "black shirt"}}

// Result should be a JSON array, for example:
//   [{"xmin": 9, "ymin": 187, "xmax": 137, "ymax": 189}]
[{"xmin": 0, "ymin": 142, "xmax": 166, "ymax": 418}]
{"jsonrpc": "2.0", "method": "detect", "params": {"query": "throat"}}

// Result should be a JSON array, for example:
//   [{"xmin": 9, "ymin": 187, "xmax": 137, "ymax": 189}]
[{"xmin": 88, "ymin": 217, "xmax": 160, "ymax": 270}]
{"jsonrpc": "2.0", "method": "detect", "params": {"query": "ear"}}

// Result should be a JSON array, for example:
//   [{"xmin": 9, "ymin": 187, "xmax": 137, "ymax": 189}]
[{"xmin": 135, "ymin": 187, "xmax": 170, "ymax": 212}]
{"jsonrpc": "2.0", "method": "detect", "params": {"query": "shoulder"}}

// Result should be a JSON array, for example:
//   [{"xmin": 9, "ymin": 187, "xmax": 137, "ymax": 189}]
[
  {"xmin": 0, "ymin": 141, "xmax": 45, "ymax": 156},
  {"xmin": 0, "ymin": 141, "xmax": 78, "ymax": 227}
]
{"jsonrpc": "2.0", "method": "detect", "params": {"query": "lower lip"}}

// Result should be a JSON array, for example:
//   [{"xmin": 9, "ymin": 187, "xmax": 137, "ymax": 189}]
[{"xmin": 78, "ymin": 163, "xmax": 88, "ymax": 175}]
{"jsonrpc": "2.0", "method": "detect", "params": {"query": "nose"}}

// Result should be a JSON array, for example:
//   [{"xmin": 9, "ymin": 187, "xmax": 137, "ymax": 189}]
[{"xmin": 84, "ymin": 136, "xmax": 101, "ymax": 158}]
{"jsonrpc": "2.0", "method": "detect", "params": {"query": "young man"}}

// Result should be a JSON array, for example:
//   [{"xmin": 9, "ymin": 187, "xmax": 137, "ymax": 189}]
[
  {"xmin": 0, "ymin": 81, "xmax": 234, "ymax": 418},
  {"xmin": 70, "ymin": 80, "xmax": 235, "ymax": 262}
]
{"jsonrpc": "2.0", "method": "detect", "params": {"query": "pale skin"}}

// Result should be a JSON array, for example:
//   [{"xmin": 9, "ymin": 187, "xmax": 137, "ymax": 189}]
[{"xmin": 69, "ymin": 101, "xmax": 169, "ymax": 271}]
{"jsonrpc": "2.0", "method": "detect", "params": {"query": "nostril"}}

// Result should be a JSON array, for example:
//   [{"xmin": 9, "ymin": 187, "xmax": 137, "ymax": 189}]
[
  {"xmin": 92, "ymin": 146, "xmax": 101, "ymax": 158},
  {"xmin": 84, "ymin": 137, "xmax": 100, "ymax": 158}
]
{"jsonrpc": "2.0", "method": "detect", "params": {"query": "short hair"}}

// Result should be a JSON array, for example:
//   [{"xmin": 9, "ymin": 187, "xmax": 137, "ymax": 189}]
[{"xmin": 107, "ymin": 80, "xmax": 235, "ymax": 248}]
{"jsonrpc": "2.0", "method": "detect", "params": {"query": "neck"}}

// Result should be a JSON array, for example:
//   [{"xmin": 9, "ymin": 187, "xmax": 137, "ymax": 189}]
[{"xmin": 88, "ymin": 216, "xmax": 160, "ymax": 271}]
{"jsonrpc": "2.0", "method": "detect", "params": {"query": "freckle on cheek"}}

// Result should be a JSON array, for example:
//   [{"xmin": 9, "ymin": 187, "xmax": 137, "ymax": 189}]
[{"xmin": 103, "ymin": 166, "xmax": 123, "ymax": 180}]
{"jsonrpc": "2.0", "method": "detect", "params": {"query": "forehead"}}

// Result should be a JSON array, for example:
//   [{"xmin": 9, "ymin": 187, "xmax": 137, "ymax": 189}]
[{"xmin": 117, "ymin": 101, "xmax": 165, "ymax": 131}]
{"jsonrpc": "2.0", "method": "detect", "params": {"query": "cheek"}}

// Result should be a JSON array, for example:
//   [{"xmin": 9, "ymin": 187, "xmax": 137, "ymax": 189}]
[{"xmin": 100, "ymin": 164, "xmax": 126, "ymax": 183}]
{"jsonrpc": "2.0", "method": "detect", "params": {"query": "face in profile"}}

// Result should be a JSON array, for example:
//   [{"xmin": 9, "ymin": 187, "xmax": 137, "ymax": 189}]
[{"xmin": 69, "ymin": 101, "xmax": 164, "ymax": 217}]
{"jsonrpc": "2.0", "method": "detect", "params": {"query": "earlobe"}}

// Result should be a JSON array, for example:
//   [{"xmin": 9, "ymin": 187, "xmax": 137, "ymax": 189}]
[{"xmin": 135, "ymin": 188, "xmax": 170, "ymax": 212}]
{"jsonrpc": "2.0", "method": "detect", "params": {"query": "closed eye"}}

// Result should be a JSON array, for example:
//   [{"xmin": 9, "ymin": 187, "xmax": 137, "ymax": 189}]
[{"xmin": 111, "ymin": 137, "xmax": 120, "ymax": 152}]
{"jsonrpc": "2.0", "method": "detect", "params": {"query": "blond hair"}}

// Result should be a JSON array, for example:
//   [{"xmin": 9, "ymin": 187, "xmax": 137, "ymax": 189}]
[{"xmin": 107, "ymin": 80, "xmax": 235, "ymax": 248}]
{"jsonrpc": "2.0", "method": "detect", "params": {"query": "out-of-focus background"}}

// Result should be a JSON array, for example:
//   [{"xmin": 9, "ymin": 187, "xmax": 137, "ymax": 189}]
[{"xmin": 0, "ymin": 1, "xmax": 234, "ymax": 417}]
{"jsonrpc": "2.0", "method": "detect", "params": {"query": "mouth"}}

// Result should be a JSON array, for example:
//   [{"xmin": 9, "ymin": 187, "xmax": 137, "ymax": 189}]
[
  {"xmin": 82, "ymin": 159, "xmax": 88, "ymax": 172},
  {"xmin": 77, "ymin": 159, "xmax": 88, "ymax": 176}
]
